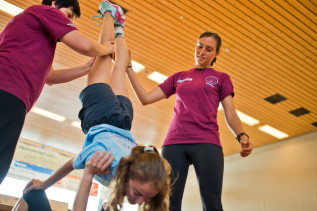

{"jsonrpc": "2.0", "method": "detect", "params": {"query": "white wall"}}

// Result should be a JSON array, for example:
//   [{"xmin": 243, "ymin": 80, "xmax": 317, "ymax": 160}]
[{"xmin": 182, "ymin": 131, "xmax": 317, "ymax": 211}]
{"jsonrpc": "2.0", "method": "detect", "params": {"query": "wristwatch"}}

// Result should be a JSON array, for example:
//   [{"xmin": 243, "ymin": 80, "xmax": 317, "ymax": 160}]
[{"xmin": 236, "ymin": 132, "xmax": 249, "ymax": 143}]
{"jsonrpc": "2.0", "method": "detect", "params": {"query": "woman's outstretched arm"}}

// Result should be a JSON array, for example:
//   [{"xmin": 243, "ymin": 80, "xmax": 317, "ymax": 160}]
[
  {"xmin": 126, "ymin": 54, "xmax": 166, "ymax": 105},
  {"xmin": 73, "ymin": 151, "xmax": 114, "ymax": 211},
  {"xmin": 23, "ymin": 158, "xmax": 75, "ymax": 194}
]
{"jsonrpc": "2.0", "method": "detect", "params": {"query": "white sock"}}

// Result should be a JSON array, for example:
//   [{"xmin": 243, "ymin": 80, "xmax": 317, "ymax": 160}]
[{"xmin": 114, "ymin": 26, "xmax": 124, "ymax": 38}]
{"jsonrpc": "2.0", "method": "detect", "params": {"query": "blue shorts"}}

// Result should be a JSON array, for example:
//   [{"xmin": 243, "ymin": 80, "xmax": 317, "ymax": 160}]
[{"xmin": 78, "ymin": 83, "xmax": 133, "ymax": 134}]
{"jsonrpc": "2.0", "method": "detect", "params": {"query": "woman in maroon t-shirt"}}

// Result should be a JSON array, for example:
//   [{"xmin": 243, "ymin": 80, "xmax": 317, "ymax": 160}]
[{"xmin": 127, "ymin": 32, "xmax": 253, "ymax": 211}]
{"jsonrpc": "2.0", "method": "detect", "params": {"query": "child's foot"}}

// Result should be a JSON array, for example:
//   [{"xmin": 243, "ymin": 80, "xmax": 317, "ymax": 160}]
[{"xmin": 98, "ymin": 1, "xmax": 125, "ymax": 27}]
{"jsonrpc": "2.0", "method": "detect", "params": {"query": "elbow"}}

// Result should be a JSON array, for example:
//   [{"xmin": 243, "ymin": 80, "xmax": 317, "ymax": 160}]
[
  {"xmin": 139, "ymin": 100, "xmax": 148, "ymax": 106},
  {"xmin": 141, "ymin": 102, "xmax": 148, "ymax": 106},
  {"xmin": 45, "ymin": 78, "xmax": 54, "ymax": 86},
  {"xmin": 139, "ymin": 99, "xmax": 149, "ymax": 106}
]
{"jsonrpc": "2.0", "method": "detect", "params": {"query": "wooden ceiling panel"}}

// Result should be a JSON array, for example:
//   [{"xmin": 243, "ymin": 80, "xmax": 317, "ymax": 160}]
[{"xmin": 0, "ymin": 0, "xmax": 316, "ymax": 156}]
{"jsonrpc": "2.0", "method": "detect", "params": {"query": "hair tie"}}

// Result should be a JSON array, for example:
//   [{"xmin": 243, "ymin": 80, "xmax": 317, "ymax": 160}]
[{"xmin": 144, "ymin": 146, "xmax": 155, "ymax": 153}]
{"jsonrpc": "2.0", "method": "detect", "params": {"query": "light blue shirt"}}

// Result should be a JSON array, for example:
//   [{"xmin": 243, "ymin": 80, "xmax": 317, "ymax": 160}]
[{"xmin": 73, "ymin": 124, "xmax": 137, "ymax": 187}]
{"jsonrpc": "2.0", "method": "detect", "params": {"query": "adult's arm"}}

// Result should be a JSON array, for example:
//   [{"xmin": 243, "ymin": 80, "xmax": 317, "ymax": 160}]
[
  {"xmin": 23, "ymin": 158, "xmax": 75, "ymax": 194},
  {"xmin": 73, "ymin": 151, "xmax": 114, "ymax": 211},
  {"xmin": 126, "ymin": 66, "xmax": 166, "ymax": 105},
  {"xmin": 59, "ymin": 30, "xmax": 114, "ymax": 57},
  {"xmin": 221, "ymin": 95, "xmax": 253, "ymax": 157},
  {"xmin": 46, "ymin": 58, "xmax": 95, "ymax": 85}
]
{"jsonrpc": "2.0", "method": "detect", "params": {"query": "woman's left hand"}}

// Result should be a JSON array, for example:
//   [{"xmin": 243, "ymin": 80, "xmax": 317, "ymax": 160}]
[
  {"xmin": 85, "ymin": 57, "xmax": 96, "ymax": 69},
  {"xmin": 85, "ymin": 151, "xmax": 114, "ymax": 176},
  {"xmin": 240, "ymin": 136, "xmax": 253, "ymax": 157}
]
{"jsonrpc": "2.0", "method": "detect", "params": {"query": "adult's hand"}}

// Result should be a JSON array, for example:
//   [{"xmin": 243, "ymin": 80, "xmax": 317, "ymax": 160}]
[
  {"xmin": 102, "ymin": 41, "xmax": 115, "ymax": 56},
  {"xmin": 240, "ymin": 136, "xmax": 253, "ymax": 157},
  {"xmin": 84, "ymin": 151, "xmax": 114, "ymax": 176},
  {"xmin": 23, "ymin": 179, "xmax": 45, "ymax": 194}
]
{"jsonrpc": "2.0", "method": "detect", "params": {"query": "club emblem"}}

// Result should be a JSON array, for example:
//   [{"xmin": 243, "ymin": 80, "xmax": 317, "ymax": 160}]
[{"xmin": 205, "ymin": 76, "xmax": 218, "ymax": 87}]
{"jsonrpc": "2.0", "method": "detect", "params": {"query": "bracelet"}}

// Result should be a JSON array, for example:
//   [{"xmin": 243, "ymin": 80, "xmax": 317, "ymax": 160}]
[
  {"xmin": 236, "ymin": 132, "xmax": 249, "ymax": 143},
  {"xmin": 127, "ymin": 65, "xmax": 132, "ymax": 69}
]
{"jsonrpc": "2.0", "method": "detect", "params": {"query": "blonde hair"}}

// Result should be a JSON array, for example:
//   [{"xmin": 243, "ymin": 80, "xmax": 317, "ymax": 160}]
[{"xmin": 106, "ymin": 145, "xmax": 171, "ymax": 211}]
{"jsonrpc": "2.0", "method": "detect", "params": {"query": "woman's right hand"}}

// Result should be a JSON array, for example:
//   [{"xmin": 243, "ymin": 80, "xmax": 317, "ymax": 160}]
[
  {"xmin": 102, "ymin": 41, "xmax": 115, "ymax": 56},
  {"xmin": 23, "ymin": 179, "xmax": 46, "ymax": 194}
]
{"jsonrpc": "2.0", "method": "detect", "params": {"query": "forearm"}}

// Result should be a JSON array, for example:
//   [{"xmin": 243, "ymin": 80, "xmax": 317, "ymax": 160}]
[
  {"xmin": 46, "ymin": 65, "xmax": 89, "ymax": 85},
  {"xmin": 72, "ymin": 171, "xmax": 93, "ymax": 211},
  {"xmin": 60, "ymin": 30, "xmax": 108, "ymax": 57},
  {"xmin": 224, "ymin": 111, "xmax": 245, "ymax": 136},
  {"xmin": 127, "ymin": 67, "xmax": 151, "ymax": 105},
  {"xmin": 221, "ymin": 95, "xmax": 245, "ymax": 136},
  {"xmin": 43, "ymin": 159, "xmax": 74, "ymax": 188},
  {"xmin": 76, "ymin": 38, "xmax": 107, "ymax": 57},
  {"xmin": 127, "ymin": 67, "xmax": 166, "ymax": 105}
]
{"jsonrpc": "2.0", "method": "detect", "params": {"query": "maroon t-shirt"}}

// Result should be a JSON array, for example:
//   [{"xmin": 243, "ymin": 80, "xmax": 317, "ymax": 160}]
[
  {"xmin": 0, "ymin": 5, "xmax": 77, "ymax": 111},
  {"xmin": 159, "ymin": 68, "xmax": 234, "ymax": 147}
]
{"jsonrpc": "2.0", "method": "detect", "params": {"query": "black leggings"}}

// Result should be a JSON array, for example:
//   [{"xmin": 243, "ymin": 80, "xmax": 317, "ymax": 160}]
[
  {"xmin": 23, "ymin": 190, "xmax": 52, "ymax": 211},
  {"xmin": 0, "ymin": 90, "xmax": 26, "ymax": 184},
  {"xmin": 162, "ymin": 144, "xmax": 224, "ymax": 211}
]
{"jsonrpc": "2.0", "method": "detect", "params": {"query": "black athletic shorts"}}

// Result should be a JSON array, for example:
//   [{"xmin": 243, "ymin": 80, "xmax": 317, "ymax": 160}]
[{"xmin": 78, "ymin": 83, "xmax": 133, "ymax": 134}]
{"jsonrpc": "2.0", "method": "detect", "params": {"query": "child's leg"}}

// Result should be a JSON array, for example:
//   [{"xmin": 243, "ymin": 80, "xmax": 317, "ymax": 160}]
[
  {"xmin": 87, "ymin": 12, "xmax": 114, "ymax": 86},
  {"xmin": 78, "ymin": 3, "xmax": 132, "ymax": 134},
  {"xmin": 12, "ymin": 197, "xmax": 28, "ymax": 211},
  {"xmin": 110, "ymin": 31, "xmax": 129, "ymax": 97}
]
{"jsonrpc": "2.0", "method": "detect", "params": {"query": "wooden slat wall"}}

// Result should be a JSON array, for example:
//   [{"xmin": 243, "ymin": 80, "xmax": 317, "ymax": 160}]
[{"xmin": 0, "ymin": 0, "xmax": 316, "ymax": 155}]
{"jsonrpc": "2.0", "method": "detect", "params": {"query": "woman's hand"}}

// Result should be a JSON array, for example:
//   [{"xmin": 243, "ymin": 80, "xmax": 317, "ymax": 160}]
[
  {"xmin": 84, "ymin": 151, "xmax": 114, "ymax": 177},
  {"xmin": 23, "ymin": 179, "xmax": 46, "ymax": 194},
  {"xmin": 85, "ymin": 57, "xmax": 96, "ymax": 69},
  {"xmin": 240, "ymin": 136, "xmax": 253, "ymax": 157},
  {"xmin": 102, "ymin": 40, "xmax": 115, "ymax": 56}
]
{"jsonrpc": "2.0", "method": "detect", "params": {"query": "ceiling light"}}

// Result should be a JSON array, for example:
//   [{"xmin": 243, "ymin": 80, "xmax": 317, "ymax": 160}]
[
  {"xmin": 236, "ymin": 110, "xmax": 259, "ymax": 126},
  {"xmin": 0, "ymin": 0, "xmax": 23, "ymax": 16},
  {"xmin": 147, "ymin": 71, "xmax": 168, "ymax": 84},
  {"xmin": 31, "ymin": 107, "xmax": 66, "ymax": 122},
  {"xmin": 258, "ymin": 125, "xmax": 289, "ymax": 139},
  {"xmin": 131, "ymin": 60, "xmax": 145, "ymax": 73},
  {"xmin": 71, "ymin": 121, "xmax": 81, "ymax": 128}
]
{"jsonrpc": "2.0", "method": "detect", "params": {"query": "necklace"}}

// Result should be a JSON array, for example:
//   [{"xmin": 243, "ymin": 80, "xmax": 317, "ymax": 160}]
[{"xmin": 195, "ymin": 65, "xmax": 211, "ymax": 70}]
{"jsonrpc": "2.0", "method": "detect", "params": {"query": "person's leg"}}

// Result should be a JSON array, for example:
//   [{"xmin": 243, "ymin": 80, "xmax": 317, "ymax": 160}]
[
  {"xmin": 162, "ymin": 145, "xmax": 190, "ymax": 211},
  {"xmin": 12, "ymin": 197, "xmax": 28, "ymax": 211},
  {"xmin": 87, "ymin": 12, "xmax": 114, "ymax": 86},
  {"xmin": 0, "ymin": 90, "xmax": 26, "ymax": 184},
  {"xmin": 110, "ymin": 30, "xmax": 129, "ymax": 97},
  {"xmin": 78, "ymin": 9, "xmax": 123, "ymax": 134},
  {"xmin": 23, "ymin": 190, "xmax": 52, "ymax": 211},
  {"xmin": 189, "ymin": 144, "xmax": 224, "ymax": 211}
]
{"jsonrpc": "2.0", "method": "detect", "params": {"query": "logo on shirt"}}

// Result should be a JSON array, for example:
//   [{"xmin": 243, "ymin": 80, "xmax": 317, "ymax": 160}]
[
  {"xmin": 177, "ymin": 78, "xmax": 193, "ymax": 84},
  {"xmin": 205, "ymin": 76, "xmax": 218, "ymax": 87},
  {"xmin": 67, "ymin": 23, "xmax": 75, "ymax": 27}
]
